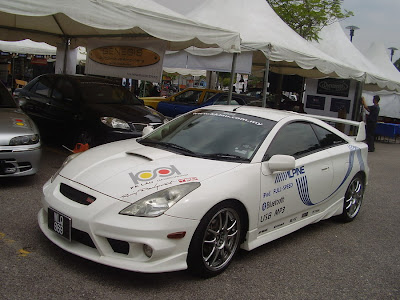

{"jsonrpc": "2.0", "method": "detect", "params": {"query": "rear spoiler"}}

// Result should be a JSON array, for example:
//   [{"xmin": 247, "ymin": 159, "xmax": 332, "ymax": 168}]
[{"xmin": 310, "ymin": 115, "xmax": 366, "ymax": 142}]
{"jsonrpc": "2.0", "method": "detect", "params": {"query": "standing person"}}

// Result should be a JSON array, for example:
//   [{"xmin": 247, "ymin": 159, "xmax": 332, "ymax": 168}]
[{"xmin": 361, "ymin": 95, "xmax": 380, "ymax": 152}]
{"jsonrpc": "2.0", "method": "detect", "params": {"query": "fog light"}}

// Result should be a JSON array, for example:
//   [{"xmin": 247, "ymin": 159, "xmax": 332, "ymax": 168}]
[{"xmin": 143, "ymin": 244, "xmax": 153, "ymax": 258}]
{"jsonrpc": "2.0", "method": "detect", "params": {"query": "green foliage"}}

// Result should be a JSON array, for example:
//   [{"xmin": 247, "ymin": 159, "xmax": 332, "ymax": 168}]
[{"xmin": 267, "ymin": 0, "xmax": 353, "ymax": 41}]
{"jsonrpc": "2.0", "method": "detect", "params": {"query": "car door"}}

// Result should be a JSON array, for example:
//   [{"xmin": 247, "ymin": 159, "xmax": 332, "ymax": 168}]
[
  {"xmin": 160, "ymin": 89, "xmax": 203, "ymax": 117},
  {"xmin": 258, "ymin": 121, "xmax": 334, "ymax": 232},
  {"xmin": 48, "ymin": 78, "xmax": 78, "ymax": 124},
  {"xmin": 19, "ymin": 76, "xmax": 53, "ymax": 121}
]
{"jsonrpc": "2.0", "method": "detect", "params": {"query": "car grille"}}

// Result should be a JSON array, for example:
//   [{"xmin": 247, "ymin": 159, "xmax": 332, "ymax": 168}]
[
  {"xmin": 59, "ymin": 183, "xmax": 96, "ymax": 205},
  {"xmin": 0, "ymin": 158, "xmax": 32, "ymax": 175}
]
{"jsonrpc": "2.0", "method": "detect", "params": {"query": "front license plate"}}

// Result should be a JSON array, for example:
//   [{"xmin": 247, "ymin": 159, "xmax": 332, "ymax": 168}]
[{"xmin": 48, "ymin": 207, "xmax": 72, "ymax": 241}]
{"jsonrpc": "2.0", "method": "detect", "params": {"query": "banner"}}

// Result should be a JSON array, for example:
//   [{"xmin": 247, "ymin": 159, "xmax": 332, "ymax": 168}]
[{"xmin": 85, "ymin": 39, "xmax": 167, "ymax": 82}]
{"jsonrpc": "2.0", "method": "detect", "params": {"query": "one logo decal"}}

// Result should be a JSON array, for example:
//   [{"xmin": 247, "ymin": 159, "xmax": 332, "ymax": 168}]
[
  {"xmin": 129, "ymin": 165, "xmax": 181, "ymax": 185},
  {"xmin": 275, "ymin": 166, "xmax": 305, "ymax": 183}
]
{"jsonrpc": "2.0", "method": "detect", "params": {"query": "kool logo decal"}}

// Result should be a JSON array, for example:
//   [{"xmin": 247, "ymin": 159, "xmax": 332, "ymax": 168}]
[{"xmin": 129, "ymin": 165, "xmax": 181, "ymax": 185}]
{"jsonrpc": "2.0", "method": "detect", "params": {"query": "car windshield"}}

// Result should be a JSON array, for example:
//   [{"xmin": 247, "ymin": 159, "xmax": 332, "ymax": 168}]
[
  {"xmin": 139, "ymin": 109, "xmax": 276, "ymax": 162},
  {"xmin": 80, "ymin": 83, "xmax": 142, "ymax": 105},
  {"xmin": 0, "ymin": 83, "xmax": 17, "ymax": 108}
]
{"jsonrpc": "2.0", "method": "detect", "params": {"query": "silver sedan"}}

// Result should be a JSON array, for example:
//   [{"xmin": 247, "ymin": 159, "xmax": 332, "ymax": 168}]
[{"xmin": 0, "ymin": 82, "xmax": 41, "ymax": 177}]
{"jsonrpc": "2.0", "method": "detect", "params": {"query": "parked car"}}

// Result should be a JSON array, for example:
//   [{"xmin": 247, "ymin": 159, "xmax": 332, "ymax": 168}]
[
  {"xmin": 157, "ymin": 92, "xmax": 257, "ymax": 117},
  {"xmin": 0, "ymin": 81, "xmax": 41, "ymax": 177},
  {"xmin": 16, "ymin": 74, "xmax": 167, "ymax": 149},
  {"xmin": 38, "ymin": 106, "xmax": 368, "ymax": 277},
  {"xmin": 141, "ymin": 87, "xmax": 222, "ymax": 110}
]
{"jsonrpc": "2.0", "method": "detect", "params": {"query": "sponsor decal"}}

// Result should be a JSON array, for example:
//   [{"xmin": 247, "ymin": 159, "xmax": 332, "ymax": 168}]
[
  {"xmin": 178, "ymin": 177, "xmax": 198, "ymax": 183},
  {"xmin": 296, "ymin": 145, "xmax": 365, "ymax": 206},
  {"xmin": 129, "ymin": 165, "xmax": 181, "ymax": 185},
  {"xmin": 302, "ymin": 212, "xmax": 309, "ymax": 218},
  {"xmin": 262, "ymin": 197, "xmax": 285, "ymax": 211},
  {"xmin": 275, "ymin": 166, "xmax": 305, "ymax": 183},
  {"xmin": 274, "ymin": 222, "xmax": 285, "ymax": 229}
]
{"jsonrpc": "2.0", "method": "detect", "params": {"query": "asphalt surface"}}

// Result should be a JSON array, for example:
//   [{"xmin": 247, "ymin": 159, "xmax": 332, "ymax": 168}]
[{"xmin": 0, "ymin": 140, "xmax": 399, "ymax": 300}]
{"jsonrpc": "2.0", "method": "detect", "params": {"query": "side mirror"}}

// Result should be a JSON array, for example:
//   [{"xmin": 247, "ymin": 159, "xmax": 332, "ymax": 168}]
[{"xmin": 268, "ymin": 155, "xmax": 296, "ymax": 172}]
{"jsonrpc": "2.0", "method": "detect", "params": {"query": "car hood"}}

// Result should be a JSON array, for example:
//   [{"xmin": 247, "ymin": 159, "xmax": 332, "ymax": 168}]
[
  {"xmin": 83, "ymin": 103, "xmax": 165, "ymax": 123},
  {"xmin": 0, "ymin": 108, "xmax": 38, "ymax": 145},
  {"xmin": 60, "ymin": 139, "xmax": 240, "ymax": 203}
]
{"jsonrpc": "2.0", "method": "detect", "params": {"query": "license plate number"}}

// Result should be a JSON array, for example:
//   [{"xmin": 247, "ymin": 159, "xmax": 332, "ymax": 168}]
[{"xmin": 48, "ymin": 207, "xmax": 71, "ymax": 241}]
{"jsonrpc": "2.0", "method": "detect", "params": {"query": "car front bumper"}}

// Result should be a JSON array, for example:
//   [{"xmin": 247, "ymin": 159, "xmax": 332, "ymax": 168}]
[
  {"xmin": 0, "ymin": 145, "xmax": 41, "ymax": 177},
  {"xmin": 38, "ymin": 177, "xmax": 199, "ymax": 273}
]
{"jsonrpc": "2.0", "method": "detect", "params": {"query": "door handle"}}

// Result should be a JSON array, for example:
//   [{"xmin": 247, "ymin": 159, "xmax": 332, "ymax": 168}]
[{"xmin": 321, "ymin": 166, "xmax": 330, "ymax": 171}]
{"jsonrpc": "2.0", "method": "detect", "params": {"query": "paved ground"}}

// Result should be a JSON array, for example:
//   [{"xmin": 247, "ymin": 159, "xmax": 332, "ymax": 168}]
[{"xmin": 0, "ymin": 141, "xmax": 399, "ymax": 300}]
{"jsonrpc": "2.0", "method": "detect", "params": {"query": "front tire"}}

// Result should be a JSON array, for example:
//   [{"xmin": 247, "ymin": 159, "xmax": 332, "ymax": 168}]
[
  {"xmin": 187, "ymin": 201, "xmax": 243, "ymax": 278},
  {"xmin": 340, "ymin": 174, "xmax": 364, "ymax": 222}
]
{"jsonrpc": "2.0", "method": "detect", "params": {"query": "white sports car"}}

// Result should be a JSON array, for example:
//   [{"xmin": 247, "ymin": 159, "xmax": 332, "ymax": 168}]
[{"xmin": 38, "ymin": 106, "xmax": 368, "ymax": 277}]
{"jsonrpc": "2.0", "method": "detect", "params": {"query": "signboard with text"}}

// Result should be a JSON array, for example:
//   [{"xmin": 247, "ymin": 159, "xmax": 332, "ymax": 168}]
[
  {"xmin": 86, "ymin": 39, "xmax": 167, "ymax": 82},
  {"xmin": 317, "ymin": 78, "xmax": 350, "ymax": 97}
]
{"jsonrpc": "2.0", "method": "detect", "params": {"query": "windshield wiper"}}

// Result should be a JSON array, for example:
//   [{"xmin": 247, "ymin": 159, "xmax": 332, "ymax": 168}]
[
  {"xmin": 140, "ymin": 140, "xmax": 196, "ymax": 155},
  {"xmin": 200, "ymin": 153, "xmax": 250, "ymax": 162}
]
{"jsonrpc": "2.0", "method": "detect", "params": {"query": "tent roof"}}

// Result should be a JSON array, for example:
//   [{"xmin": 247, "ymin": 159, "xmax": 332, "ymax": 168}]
[
  {"xmin": 312, "ymin": 23, "xmax": 400, "ymax": 92},
  {"xmin": 363, "ymin": 42, "xmax": 400, "ymax": 91},
  {"xmin": 0, "ymin": 0, "xmax": 241, "ymax": 52},
  {"xmin": 185, "ymin": 0, "xmax": 364, "ymax": 80},
  {"xmin": 0, "ymin": 39, "xmax": 56, "ymax": 55}
]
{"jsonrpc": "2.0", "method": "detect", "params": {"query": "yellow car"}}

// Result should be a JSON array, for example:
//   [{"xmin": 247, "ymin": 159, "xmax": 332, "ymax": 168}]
[{"xmin": 141, "ymin": 88, "xmax": 222, "ymax": 110}]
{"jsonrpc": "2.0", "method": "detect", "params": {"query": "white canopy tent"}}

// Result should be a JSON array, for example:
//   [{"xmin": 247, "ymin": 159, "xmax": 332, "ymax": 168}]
[
  {"xmin": 363, "ymin": 42, "xmax": 400, "ymax": 92},
  {"xmin": 311, "ymin": 23, "xmax": 400, "ymax": 92},
  {"xmin": 179, "ymin": 0, "xmax": 365, "ymax": 79},
  {"xmin": 0, "ymin": 39, "xmax": 56, "ymax": 55},
  {"xmin": 0, "ymin": 0, "xmax": 241, "ymax": 59},
  {"xmin": 160, "ymin": 0, "xmax": 365, "ymax": 106}
]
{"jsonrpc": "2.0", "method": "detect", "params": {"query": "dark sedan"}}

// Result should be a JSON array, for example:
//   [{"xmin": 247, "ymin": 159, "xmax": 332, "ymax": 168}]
[
  {"xmin": 157, "ymin": 92, "xmax": 257, "ymax": 118},
  {"xmin": 16, "ymin": 74, "xmax": 166, "ymax": 150}
]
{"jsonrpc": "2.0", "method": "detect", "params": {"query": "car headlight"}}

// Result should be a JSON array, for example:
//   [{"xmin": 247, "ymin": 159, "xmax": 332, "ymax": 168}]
[
  {"xmin": 9, "ymin": 134, "xmax": 40, "ymax": 146},
  {"xmin": 101, "ymin": 117, "xmax": 130, "ymax": 130},
  {"xmin": 51, "ymin": 152, "xmax": 82, "ymax": 183},
  {"xmin": 119, "ymin": 182, "xmax": 201, "ymax": 217}
]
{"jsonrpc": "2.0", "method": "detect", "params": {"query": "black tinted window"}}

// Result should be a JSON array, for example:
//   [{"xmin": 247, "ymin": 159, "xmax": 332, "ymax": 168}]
[
  {"xmin": 30, "ymin": 77, "xmax": 52, "ymax": 97},
  {"xmin": 311, "ymin": 124, "xmax": 347, "ymax": 148},
  {"xmin": 52, "ymin": 79, "xmax": 75, "ymax": 102},
  {"xmin": 265, "ymin": 122, "xmax": 320, "ymax": 160},
  {"xmin": 0, "ymin": 82, "xmax": 16, "ymax": 108},
  {"xmin": 80, "ymin": 83, "xmax": 142, "ymax": 105},
  {"xmin": 175, "ymin": 90, "xmax": 202, "ymax": 104}
]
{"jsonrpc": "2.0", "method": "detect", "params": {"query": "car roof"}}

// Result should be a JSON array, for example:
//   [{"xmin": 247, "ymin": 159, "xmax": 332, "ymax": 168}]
[{"xmin": 40, "ymin": 74, "xmax": 120, "ymax": 85}]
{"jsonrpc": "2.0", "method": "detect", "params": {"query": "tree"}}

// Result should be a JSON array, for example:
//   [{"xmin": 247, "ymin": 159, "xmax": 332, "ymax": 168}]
[{"xmin": 266, "ymin": 0, "xmax": 353, "ymax": 41}]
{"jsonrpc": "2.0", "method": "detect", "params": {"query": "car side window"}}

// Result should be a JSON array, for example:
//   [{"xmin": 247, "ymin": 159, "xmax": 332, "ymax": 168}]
[
  {"xmin": 213, "ymin": 95, "xmax": 240, "ymax": 105},
  {"xmin": 311, "ymin": 124, "xmax": 347, "ymax": 148},
  {"xmin": 264, "ymin": 122, "xmax": 321, "ymax": 161},
  {"xmin": 30, "ymin": 77, "xmax": 52, "ymax": 97},
  {"xmin": 175, "ymin": 90, "xmax": 202, "ymax": 104},
  {"xmin": 52, "ymin": 79, "xmax": 75, "ymax": 102},
  {"xmin": 204, "ymin": 92, "xmax": 218, "ymax": 102}
]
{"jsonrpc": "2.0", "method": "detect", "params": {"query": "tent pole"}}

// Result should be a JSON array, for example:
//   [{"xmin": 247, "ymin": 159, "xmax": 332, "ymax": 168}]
[
  {"xmin": 62, "ymin": 38, "xmax": 70, "ymax": 74},
  {"xmin": 228, "ymin": 53, "xmax": 238, "ymax": 105},
  {"xmin": 262, "ymin": 58, "xmax": 270, "ymax": 108}
]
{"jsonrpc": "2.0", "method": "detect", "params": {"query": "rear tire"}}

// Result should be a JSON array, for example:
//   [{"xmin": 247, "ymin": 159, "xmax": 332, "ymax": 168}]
[
  {"xmin": 187, "ymin": 201, "xmax": 243, "ymax": 278},
  {"xmin": 340, "ymin": 174, "xmax": 364, "ymax": 222}
]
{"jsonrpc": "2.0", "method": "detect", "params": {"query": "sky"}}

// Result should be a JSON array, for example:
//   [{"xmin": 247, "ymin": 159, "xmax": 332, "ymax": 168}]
[
  {"xmin": 340, "ymin": 0, "xmax": 400, "ymax": 63},
  {"xmin": 154, "ymin": 0, "xmax": 400, "ymax": 63}
]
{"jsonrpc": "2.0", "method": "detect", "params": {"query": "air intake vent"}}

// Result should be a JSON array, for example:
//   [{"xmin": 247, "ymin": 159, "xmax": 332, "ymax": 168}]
[{"xmin": 60, "ymin": 183, "xmax": 96, "ymax": 206}]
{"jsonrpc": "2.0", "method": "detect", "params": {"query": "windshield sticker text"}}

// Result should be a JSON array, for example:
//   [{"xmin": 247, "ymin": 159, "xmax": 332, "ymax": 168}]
[{"xmin": 193, "ymin": 112, "xmax": 263, "ymax": 126}]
